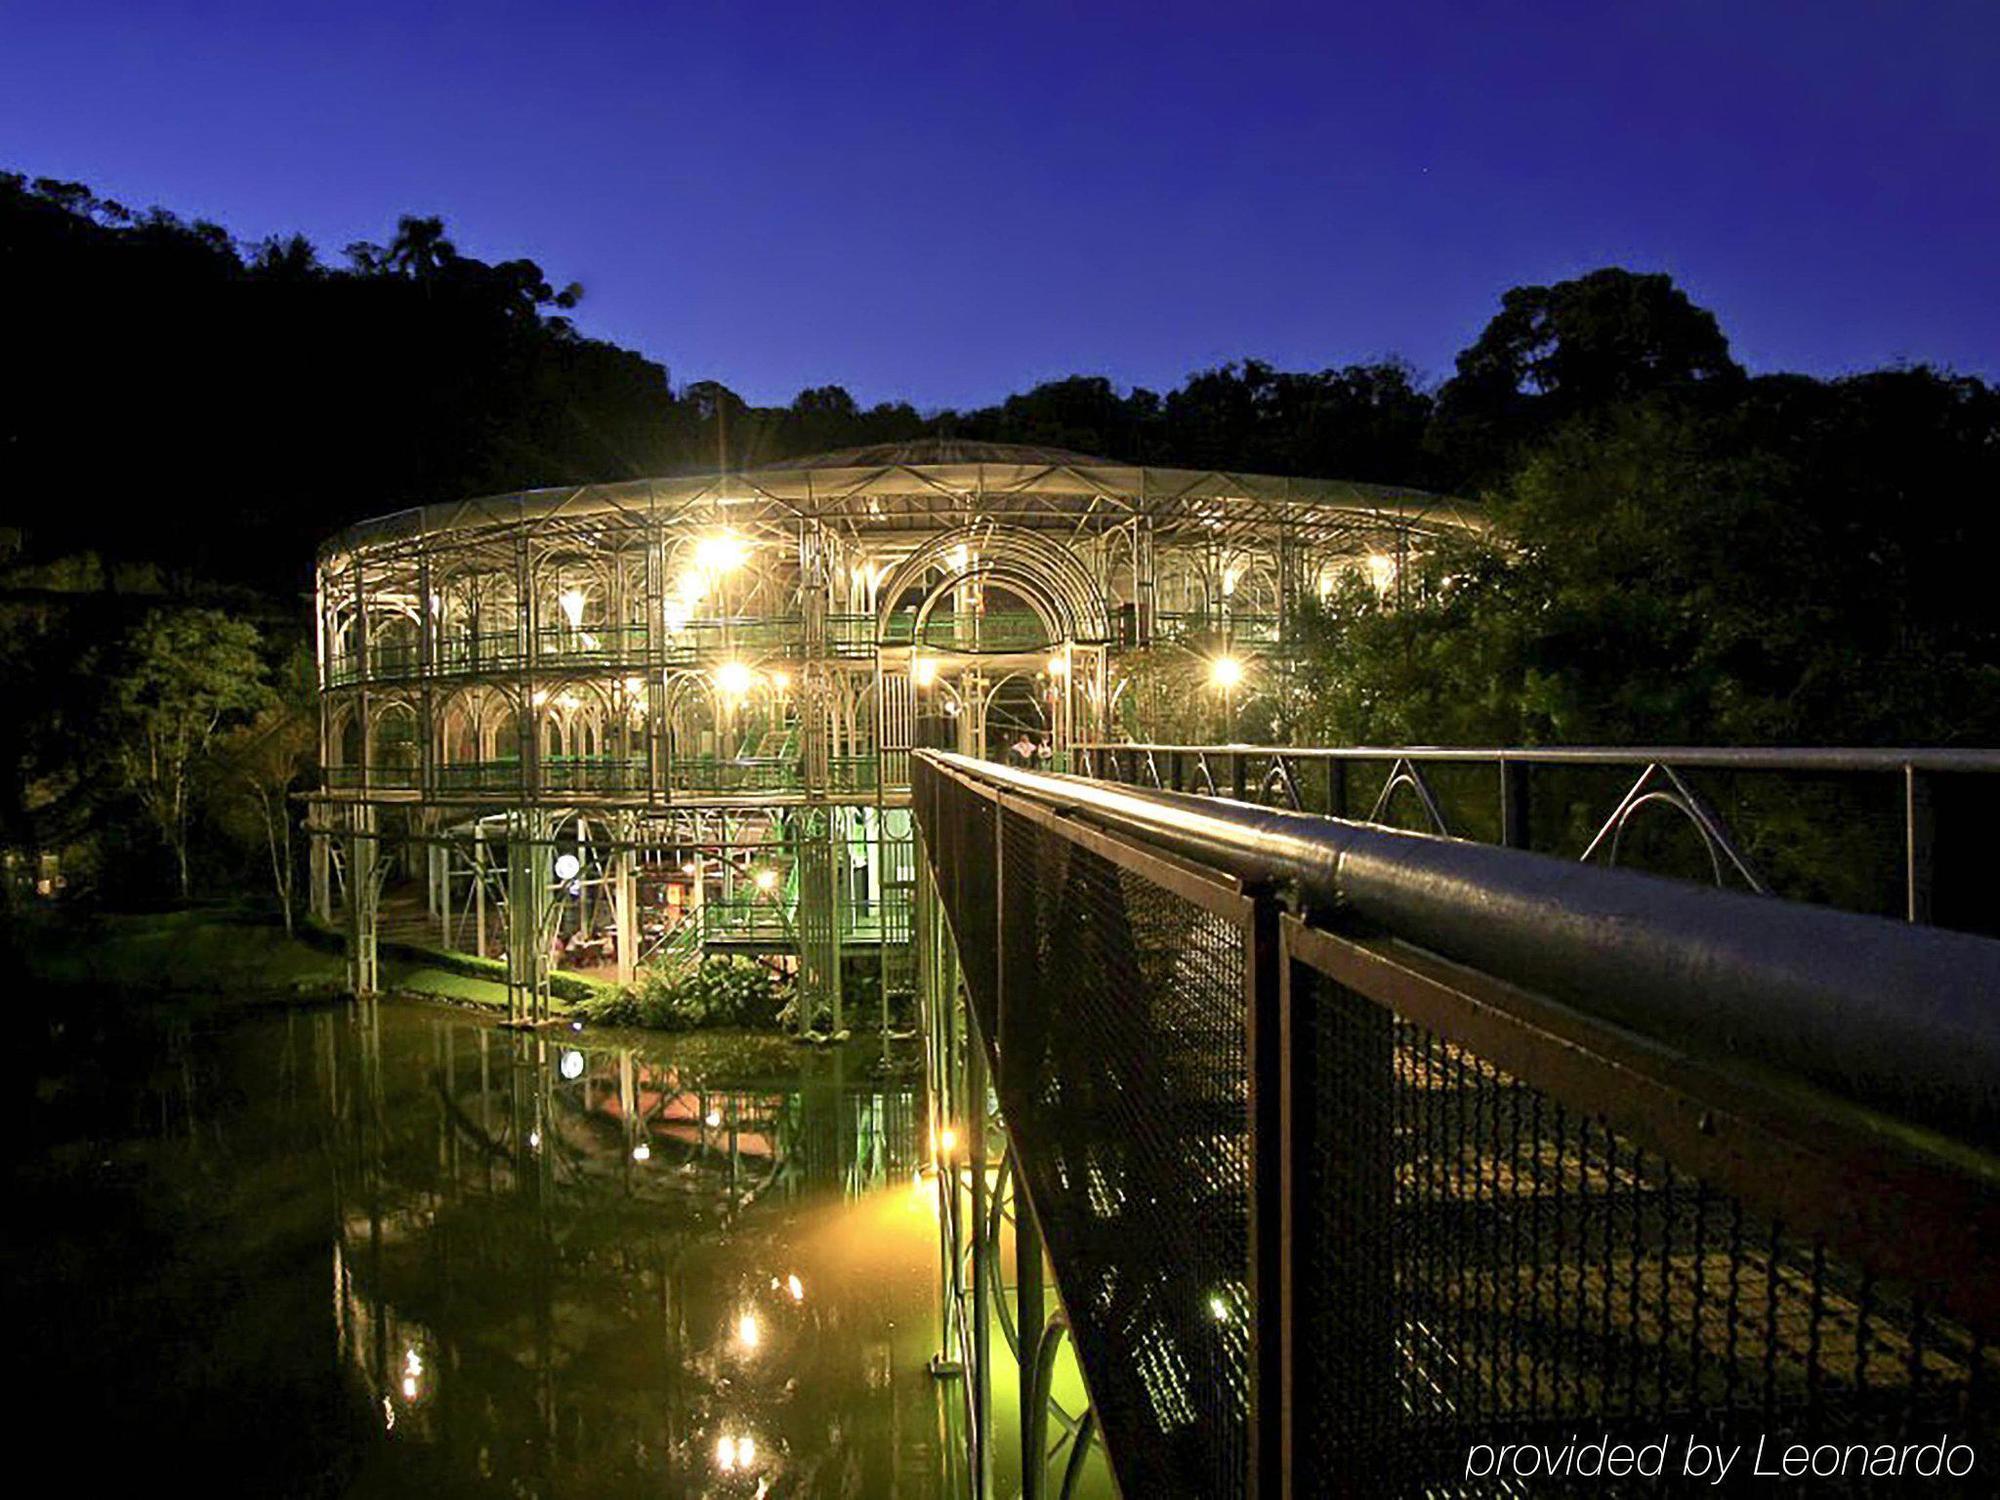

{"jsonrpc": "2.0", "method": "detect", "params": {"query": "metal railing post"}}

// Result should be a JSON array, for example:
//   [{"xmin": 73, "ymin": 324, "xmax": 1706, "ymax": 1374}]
[
  {"xmin": 1500, "ymin": 757, "xmax": 1530, "ymax": 849},
  {"xmin": 1017, "ymin": 1160, "xmax": 1048, "ymax": 1500},
  {"xmin": 1246, "ymin": 884, "xmax": 1289, "ymax": 1499},
  {"xmin": 967, "ymin": 1003, "xmax": 992, "ymax": 1500},
  {"xmin": 1907, "ymin": 764, "xmax": 1935, "ymax": 924}
]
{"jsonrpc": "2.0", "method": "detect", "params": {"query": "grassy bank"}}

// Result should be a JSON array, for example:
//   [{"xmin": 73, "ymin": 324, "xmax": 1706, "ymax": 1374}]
[{"xmin": 14, "ymin": 907, "xmax": 590, "ymax": 1014}]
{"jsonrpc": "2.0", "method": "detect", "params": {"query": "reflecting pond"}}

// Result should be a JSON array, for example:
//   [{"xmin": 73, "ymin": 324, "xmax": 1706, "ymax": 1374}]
[{"xmin": 10, "ymin": 995, "xmax": 958, "ymax": 1497}]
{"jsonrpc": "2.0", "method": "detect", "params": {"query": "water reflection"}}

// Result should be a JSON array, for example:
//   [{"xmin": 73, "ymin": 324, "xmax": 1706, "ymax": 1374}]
[
  {"xmin": 317, "ymin": 1004, "xmax": 945, "ymax": 1496},
  {"xmin": 16, "ymin": 994, "xmax": 949, "ymax": 1498}
]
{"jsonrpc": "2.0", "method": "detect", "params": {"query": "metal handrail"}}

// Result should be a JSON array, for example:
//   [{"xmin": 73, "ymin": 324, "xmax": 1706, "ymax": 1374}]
[
  {"xmin": 1076, "ymin": 740, "xmax": 2000, "ymax": 774},
  {"xmin": 922, "ymin": 751, "xmax": 2000, "ymax": 1143}
]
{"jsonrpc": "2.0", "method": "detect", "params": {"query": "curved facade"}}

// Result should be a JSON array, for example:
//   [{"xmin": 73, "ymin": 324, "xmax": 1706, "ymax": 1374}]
[{"xmin": 308, "ymin": 440, "xmax": 1471, "ymax": 1024}]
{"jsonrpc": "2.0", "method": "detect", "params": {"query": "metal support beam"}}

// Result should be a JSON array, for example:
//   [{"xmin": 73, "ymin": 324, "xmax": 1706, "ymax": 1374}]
[{"xmin": 343, "ymin": 802, "xmax": 380, "ymax": 996}]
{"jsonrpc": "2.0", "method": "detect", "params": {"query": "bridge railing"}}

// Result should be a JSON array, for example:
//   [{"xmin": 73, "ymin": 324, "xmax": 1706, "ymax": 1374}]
[
  {"xmin": 1076, "ymin": 741, "xmax": 2000, "ymax": 934},
  {"xmin": 914, "ymin": 749, "xmax": 2000, "ymax": 1498}
]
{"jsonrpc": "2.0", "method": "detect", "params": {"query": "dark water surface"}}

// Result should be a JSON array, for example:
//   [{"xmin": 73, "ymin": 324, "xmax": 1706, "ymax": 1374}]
[{"xmin": 9, "ymin": 994, "xmax": 955, "ymax": 1497}]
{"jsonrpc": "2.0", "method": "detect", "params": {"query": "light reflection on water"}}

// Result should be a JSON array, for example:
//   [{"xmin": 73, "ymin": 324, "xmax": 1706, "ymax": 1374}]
[{"xmin": 14, "ymin": 996, "xmax": 954, "ymax": 1498}]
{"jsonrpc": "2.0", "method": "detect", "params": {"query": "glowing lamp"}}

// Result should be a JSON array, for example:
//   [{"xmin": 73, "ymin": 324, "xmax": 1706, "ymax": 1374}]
[
  {"xmin": 693, "ymin": 532, "xmax": 750, "ymax": 574},
  {"xmin": 1209, "ymin": 655, "xmax": 1245, "ymax": 690},
  {"xmin": 715, "ymin": 661, "xmax": 754, "ymax": 697},
  {"xmin": 911, "ymin": 656, "xmax": 938, "ymax": 688},
  {"xmin": 554, "ymin": 852, "xmax": 582, "ymax": 881},
  {"xmin": 559, "ymin": 1049, "xmax": 585, "ymax": 1080},
  {"xmin": 1046, "ymin": 654, "xmax": 1069, "ymax": 678},
  {"xmin": 754, "ymin": 868, "xmax": 778, "ymax": 893}
]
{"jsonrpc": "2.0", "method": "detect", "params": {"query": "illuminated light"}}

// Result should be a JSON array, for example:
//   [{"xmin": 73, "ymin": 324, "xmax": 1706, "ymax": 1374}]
[
  {"xmin": 937, "ymin": 1126, "xmax": 959, "ymax": 1157},
  {"xmin": 1366, "ymin": 552, "xmax": 1397, "ymax": 593},
  {"xmin": 1045, "ymin": 654, "xmax": 1069, "ymax": 678},
  {"xmin": 1222, "ymin": 566, "xmax": 1240, "ymax": 596},
  {"xmin": 682, "ymin": 861, "xmax": 699, "ymax": 876},
  {"xmin": 769, "ymin": 669, "xmax": 791, "ymax": 692},
  {"xmin": 663, "ymin": 598, "xmax": 692, "ymax": 632},
  {"xmin": 559, "ymin": 1049, "xmax": 585, "ymax": 1080},
  {"xmin": 693, "ymin": 532, "xmax": 750, "ymax": 574},
  {"xmin": 1210, "ymin": 1294, "xmax": 1229, "ymax": 1322},
  {"xmin": 632, "ymin": 1142, "xmax": 652, "ymax": 1162},
  {"xmin": 737, "ymin": 1312, "xmax": 761, "ymax": 1350},
  {"xmin": 739, "ymin": 1437, "xmax": 757, "ymax": 1465},
  {"xmin": 910, "ymin": 656, "xmax": 938, "ymax": 688},
  {"xmin": 405, "ymin": 1348, "xmax": 423, "ymax": 1377},
  {"xmin": 1209, "ymin": 655, "xmax": 1245, "ymax": 691},
  {"xmin": 715, "ymin": 660, "xmax": 755, "ymax": 697},
  {"xmin": 705, "ymin": 1108, "xmax": 723, "ymax": 1129},
  {"xmin": 558, "ymin": 588, "xmax": 586, "ymax": 628},
  {"xmin": 402, "ymin": 1375, "xmax": 418, "ymax": 1398},
  {"xmin": 716, "ymin": 1435, "xmax": 737, "ymax": 1472},
  {"xmin": 553, "ymin": 852, "xmax": 582, "ymax": 881},
  {"xmin": 527, "ymin": 1130, "xmax": 541, "ymax": 1150},
  {"xmin": 754, "ymin": 868, "xmax": 778, "ymax": 893},
  {"xmin": 622, "ymin": 676, "xmax": 645, "ymax": 697},
  {"xmin": 787, "ymin": 1273, "xmax": 804, "ymax": 1302},
  {"xmin": 570, "ymin": 1019, "xmax": 584, "ymax": 1032}
]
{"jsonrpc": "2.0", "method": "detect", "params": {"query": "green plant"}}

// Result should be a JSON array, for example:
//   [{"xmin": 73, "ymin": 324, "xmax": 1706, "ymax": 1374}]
[{"xmin": 585, "ymin": 956, "xmax": 791, "ymax": 1031}]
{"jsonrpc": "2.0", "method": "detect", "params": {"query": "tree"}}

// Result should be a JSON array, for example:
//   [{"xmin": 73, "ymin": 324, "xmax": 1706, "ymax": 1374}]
[
  {"xmin": 1430, "ymin": 268, "xmax": 1743, "ymax": 485},
  {"xmin": 107, "ymin": 609, "xmax": 272, "ymax": 898},
  {"xmin": 212, "ymin": 646, "xmax": 317, "ymax": 933}
]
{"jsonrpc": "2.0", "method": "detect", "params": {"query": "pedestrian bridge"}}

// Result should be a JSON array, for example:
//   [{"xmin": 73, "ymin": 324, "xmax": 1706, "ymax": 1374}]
[{"xmin": 910, "ymin": 746, "xmax": 2000, "ymax": 1497}]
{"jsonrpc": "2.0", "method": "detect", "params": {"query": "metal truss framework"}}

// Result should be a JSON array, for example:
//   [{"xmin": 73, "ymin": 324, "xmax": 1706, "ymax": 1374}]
[{"xmin": 309, "ymin": 442, "xmax": 1471, "ymax": 1017}]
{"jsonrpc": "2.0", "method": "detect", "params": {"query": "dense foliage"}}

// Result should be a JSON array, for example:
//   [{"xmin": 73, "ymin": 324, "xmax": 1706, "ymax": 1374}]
[{"xmin": 583, "ymin": 957, "xmax": 792, "ymax": 1031}]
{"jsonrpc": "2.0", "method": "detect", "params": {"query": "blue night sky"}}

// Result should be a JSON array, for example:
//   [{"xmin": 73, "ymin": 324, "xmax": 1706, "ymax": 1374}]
[{"xmin": 3, "ymin": 1, "xmax": 1995, "ymax": 408}]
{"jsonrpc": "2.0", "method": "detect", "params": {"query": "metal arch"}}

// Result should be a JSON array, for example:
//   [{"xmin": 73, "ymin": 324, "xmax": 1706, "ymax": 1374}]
[
  {"xmin": 872, "ymin": 524, "xmax": 1115, "ymax": 646},
  {"xmin": 978, "ymin": 1150, "xmax": 1090, "ymax": 1445},
  {"xmin": 1024, "ymin": 1311, "xmax": 1100, "ymax": 1500},
  {"xmin": 911, "ymin": 564, "xmax": 1063, "ymax": 653},
  {"xmin": 1142, "ymin": 750, "xmax": 1165, "ymax": 790},
  {"xmin": 1191, "ymin": 753, "xmax": 1219, "ymax": 797},
  {"xmin": 1366, "ymin": 755, "xmax": 1451, "ymax": 836},
  {"xmin": 1580, "ymin": 762, "xmax": 1770, "ymax": 894},
  {"xmin": 1257, "ymin": 755, "xmax": 1304, "ymax": 811}
]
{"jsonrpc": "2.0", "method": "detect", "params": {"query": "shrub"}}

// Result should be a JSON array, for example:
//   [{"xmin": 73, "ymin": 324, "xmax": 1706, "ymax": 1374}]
[{"xmin": 584, "ymin": 956, "xmax": 790, "ymax": 1031}]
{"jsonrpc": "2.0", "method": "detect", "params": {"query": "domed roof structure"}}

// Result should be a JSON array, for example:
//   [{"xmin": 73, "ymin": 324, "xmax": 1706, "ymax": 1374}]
[
  {"xmin": 322, "ymin": 438, "xmax": 1477, "ymax": 561},
  {"xmin": 769, "ymin": 438, "xmax": 1118, "ymax": 469}
]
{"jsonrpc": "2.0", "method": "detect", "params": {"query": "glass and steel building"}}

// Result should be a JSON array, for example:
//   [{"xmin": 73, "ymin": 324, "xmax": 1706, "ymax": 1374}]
[{"xmin": 307, "ymin": 440, "xmax": 1469, "ymax": 1026}]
